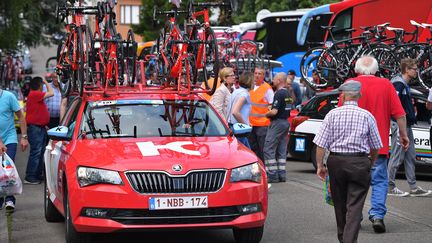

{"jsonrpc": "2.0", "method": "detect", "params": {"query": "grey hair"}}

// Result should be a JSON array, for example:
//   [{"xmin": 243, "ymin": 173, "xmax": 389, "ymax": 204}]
[
  {"xmin": 343, "ymin": 91, "xmax": 361, "ymax": 99},
  {"xmin": 354, "ymin": 55, "xmax": 379, "ymax": 75},
  {"xmin": 275, "ymin": 72, "xmax": 287, "ymax": 82}
]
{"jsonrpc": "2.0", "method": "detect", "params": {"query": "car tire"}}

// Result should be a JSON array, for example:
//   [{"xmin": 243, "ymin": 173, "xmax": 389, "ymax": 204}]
[
  {"xmin": 65, "ymin": 186, "xmax": 88, "ymax": 243},
  {"xmin": 44, "ymin": 178, "xmax": 64, "ymax": 222},
  {"xmin": 311, "ymin": 145, "xmax": 317, "ymax": 171},
  {"xmin": 233, "ymin": 226, "xmax": 264, "ymax": 243}
]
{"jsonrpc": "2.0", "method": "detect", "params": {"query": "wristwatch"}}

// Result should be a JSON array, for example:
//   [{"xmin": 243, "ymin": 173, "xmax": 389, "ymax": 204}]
[{"xmin": 22, "ymin": 134, "xmax": 28, "ymax": 139}]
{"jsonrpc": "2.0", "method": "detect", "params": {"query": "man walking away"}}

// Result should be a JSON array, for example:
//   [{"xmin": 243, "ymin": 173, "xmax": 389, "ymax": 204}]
[
  {"xmin": 0, "ymin": 88, "xmax": 28, "ymax": 212},
  {"xmin": 388, "ymin": 58, "xmax": 432, "ymax": 197},
  {"xmin": 263, "ymin": 73, "xmax": 292, "ymax": 183},
  {"xmin": 339, "ymin": 56, "xmax": 409, "ymax": 233},
  {"xmin": 315, "ymin": 80, "xmax": 382, "ymax": 243},
  {"xmin": 25, "ymin": 77, "xmax": 54, "ymax": 184}
]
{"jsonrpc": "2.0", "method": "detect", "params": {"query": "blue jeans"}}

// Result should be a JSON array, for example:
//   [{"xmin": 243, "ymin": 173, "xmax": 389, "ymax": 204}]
[
  {"xmin": 26, "ymin": 125, "xmax": 47, "ymax": 182},
  {"xmin": 237, "ymin": 137, "xmax": 251, "ymax": 149},
  {"xmin": 368, "ymin": 156, "xmax": 388, "ymax": 220},
  {"xmin": 1, "ymin": 143, "xmax": 17, "ymax": 205}
]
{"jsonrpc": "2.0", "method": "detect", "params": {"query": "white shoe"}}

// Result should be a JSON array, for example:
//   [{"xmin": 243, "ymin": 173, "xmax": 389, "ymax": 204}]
[
  {"xmin": 5, "ymin": 201, "xmax": 15, "ymax": 211},
  {"xmin": 268, "ymin": 183, "xmax": 272, "ymax": 189}
]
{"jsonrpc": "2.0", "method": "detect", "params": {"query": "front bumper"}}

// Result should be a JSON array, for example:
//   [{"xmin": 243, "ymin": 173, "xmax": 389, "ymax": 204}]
[{"xmin": 68, "ymin": 175, "xmax": 268, "ymax": 233}]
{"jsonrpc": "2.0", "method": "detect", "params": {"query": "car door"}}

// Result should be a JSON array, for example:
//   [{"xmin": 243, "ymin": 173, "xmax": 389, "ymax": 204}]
[{"xmin": 45, "ymin": 98, "xmax": 81, "ymax": 202}]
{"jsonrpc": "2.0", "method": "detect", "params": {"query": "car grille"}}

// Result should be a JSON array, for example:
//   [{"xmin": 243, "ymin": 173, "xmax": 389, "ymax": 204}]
[
  {"xmin": 125, "ymin": 170, "xmax": 226, "ymax": 194},
  {"xmin": 110, "ymin": 206, "xmax": 240, "ymax": 225}
]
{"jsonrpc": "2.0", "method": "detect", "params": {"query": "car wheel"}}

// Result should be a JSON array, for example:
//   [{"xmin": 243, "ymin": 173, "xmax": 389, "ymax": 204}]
[
  {"xmin": 311, "ymin": 145, "xmax": 317, "ymax": 171},
  {"xmin": 44, "ymin": 178, "xmax": 64, "ymax": 222},
  {"xmin": 65, "ymin": 186, "xmax": 88, "ymax": 243},
  {"xmin": 233, "ymin": 226, "xmax": 264, "ymax": 243}
]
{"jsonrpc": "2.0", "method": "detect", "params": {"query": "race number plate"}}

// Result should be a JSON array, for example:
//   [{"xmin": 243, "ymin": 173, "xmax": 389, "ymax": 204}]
[{"xmin": 149, "ymin": 196, "xmax": 208, "ymax": 210}]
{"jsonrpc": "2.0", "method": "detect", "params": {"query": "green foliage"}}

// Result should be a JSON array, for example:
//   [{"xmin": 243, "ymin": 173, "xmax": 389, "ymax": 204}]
[{"xmin": 0, "ymin": 0, "xmax": 61, "ymax": 50}]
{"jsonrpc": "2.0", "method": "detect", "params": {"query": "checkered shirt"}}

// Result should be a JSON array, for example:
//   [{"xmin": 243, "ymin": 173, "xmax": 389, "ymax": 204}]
[
  {"xmin": 313, "ymin": 101, "xmax": 382, "ymax": 153},
  {"xmin": 43, "ymin": 83, "xmax": 63, "ymax": 118}
]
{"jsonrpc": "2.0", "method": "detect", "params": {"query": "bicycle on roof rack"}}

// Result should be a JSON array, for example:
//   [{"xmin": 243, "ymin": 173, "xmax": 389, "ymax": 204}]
[{"xmin": 55, "ymin": 0, "xmax": 98, "ymax": 97}]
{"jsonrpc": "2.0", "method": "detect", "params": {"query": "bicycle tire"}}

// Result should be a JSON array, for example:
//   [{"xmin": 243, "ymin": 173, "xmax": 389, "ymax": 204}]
[
  {"xmin": 202, "ymin": 27, "xmax": 219, "ymax": 96},
  {"xmin": 417, "ymin": 53, "xmax": 432, "ymax": 89},
  {"xmin": 115, "ymin": 33, "xmax": 125, "ymax": 86},
  {"xmin": 125, "ymin": 29, "xmax": 137, "ymax": 86},
  {"xmin": 76, "ymin": 27, "xmax": 85, "ymax": 97},
  {"xmin": 57, "ymin": 37, "xmax": 72, "ymax": 96},
  {"xmin": 234, "ymin": 40, "xmax": 258, "ymax": 57},
  {"xmin": 365, "ymin": 44, "xmax": 398, "ymax": 79},
  {"xmin": 84, "ymin": 24, "xmax": 93, "ymax": 87},
  {"xmin": 300, "ymin": 47, "xmax": 330, "ymax": 90}
]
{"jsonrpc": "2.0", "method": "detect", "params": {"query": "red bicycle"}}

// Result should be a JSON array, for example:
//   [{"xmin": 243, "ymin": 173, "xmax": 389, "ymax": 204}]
[{"xmin": 56, "ymin": 0, "xmax": 97, "ymax": 96}]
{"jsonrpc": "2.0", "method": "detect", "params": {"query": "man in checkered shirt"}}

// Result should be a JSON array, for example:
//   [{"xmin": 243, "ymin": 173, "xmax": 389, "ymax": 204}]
[{"xmin": 313, "ymin": 80, "xmax": 382, "ymax": 243}]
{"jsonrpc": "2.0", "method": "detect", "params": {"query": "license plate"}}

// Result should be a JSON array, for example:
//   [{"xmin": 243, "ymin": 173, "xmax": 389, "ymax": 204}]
[{"xmin": 149, "ymin": 196, "xmax": 208, "ymax": 210}]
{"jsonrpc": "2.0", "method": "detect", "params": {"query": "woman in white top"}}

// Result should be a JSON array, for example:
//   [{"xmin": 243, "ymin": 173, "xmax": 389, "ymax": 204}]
[{"xmin": 209, "ymin": 67, "xmax": 236, "ymax": 121}]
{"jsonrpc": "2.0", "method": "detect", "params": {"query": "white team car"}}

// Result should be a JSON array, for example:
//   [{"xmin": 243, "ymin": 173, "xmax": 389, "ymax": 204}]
[{"xmin": 287, "ymin": 89, "xmax": 432, "ymax": 174}]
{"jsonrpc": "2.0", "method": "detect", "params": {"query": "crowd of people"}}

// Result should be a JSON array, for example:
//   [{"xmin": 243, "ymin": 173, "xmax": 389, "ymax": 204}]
[
  {"xmin": 1, "ymin": 54, "xmax": 432, "ymax": 243},
  {"xmin": 314, "ymin": 56, "xmax": 432, "ymax": 243}
]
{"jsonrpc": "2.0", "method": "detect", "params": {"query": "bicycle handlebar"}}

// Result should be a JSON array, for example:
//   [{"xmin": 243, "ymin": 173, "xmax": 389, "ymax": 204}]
[{"xmin": 193, "ymin": 2, "xmax": 231, "ymax": 8}]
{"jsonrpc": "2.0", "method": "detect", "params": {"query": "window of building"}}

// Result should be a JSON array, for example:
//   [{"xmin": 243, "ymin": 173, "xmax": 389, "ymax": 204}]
[{"xmin": 121, "ymin": 5, "xmax": 140, "ymax": 24}]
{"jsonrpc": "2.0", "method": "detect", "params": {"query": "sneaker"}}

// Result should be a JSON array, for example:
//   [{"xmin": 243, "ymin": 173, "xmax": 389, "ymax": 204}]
[
  {"xmin": 410, "ymin": 187, "xmax": 432, "ymax": 197},
  {"xmin": 24, "ymin": 179, "xmax": 42, "ymax": 185},
  {"xmin": 388, "ymin": 187, "xmax": 409, "ymax": 197},
  {"xmin": 5, "ymin": 201, "xmax": 15, "ymax": 211},
  {"xmin": 268, "ymin": 183, "xmax": 272, "ymax": 189}
]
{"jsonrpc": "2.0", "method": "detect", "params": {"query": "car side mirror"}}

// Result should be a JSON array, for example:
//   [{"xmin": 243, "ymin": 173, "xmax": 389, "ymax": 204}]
[
  {"xmin": 232, "ymin": 123, "xmax": 252, "ymax": 138},
  {"xmin": 47, "ymin": 126, "xmax": 71, "ymax": 141}
]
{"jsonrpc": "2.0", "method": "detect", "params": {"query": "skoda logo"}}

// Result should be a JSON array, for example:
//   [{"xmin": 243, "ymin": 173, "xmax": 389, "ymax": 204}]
[{"xmin": 172, "ymin": 164, "xmax": 183, "ymax": 172}]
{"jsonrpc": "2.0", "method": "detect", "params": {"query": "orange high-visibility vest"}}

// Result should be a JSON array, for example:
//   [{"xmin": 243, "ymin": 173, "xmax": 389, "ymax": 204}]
[{"xmin": 249, "ymin": 82, "xmax": 272, "ymax": 126}]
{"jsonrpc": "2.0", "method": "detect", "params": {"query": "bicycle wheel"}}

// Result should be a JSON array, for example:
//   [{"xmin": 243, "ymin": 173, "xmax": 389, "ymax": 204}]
[
  {"xmin": 84, "ymin": 24, "xmax": 94, "ymax": 86},
  {"xmin": 75, "ymin": 27, "xmax": 85, "ymax": 97},
  {"xmin": 57, "ymin": 37, "xmax": 73, "ymax": 96},
  {"xmin": 300, "ymin": 47, "xmax": 330, "ymax": 90},
  {"xmin": 234, "ymin": 40, "xmax": 258, "ymax": 57},
  {"xmin": 201, "ymin": 27, "xmax": 219, "ymax": 95},
  {"xmin": 115, "ymin": 33, "xmax": 125, "ymax": 86},
  {"xmin": 418, "ymin": 53, "xmax": 432, "ymax": 88},
  {"xmin": 125, "ymin": 29, "xmax": 137, "ymax": 86},
  {"xmin": 366, "ymin": 44, "xmax": 398, "ymax": 79}
]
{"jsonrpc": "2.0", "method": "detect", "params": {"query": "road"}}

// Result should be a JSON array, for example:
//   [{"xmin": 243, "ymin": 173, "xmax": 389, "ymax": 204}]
[
  {"xmin": 3, "ymin": 45, "xmax": 432, "ymax": 243},
  {"xmin": 7, "ymin": 148, "xmax": 432, "ymax": 243}
]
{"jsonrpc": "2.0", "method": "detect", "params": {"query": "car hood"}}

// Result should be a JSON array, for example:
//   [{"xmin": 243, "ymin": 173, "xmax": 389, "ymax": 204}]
[{"xmin": 70, "ymin": 137, "xmax": 258, "ymax": 173}]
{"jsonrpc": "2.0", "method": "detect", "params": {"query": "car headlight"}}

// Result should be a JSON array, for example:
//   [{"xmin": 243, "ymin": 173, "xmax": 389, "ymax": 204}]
[
  {"xmin": 77, "ymin": 167, "xmax": 123, "ymax": 187},
  {"xmin": 230, "ymin": 162, "xmax": 262, "ymax": 183}
]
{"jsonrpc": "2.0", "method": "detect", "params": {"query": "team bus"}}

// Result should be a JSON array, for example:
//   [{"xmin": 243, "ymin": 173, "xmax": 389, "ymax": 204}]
[
  {"xmin": 243, "ymin": 9, "xmax": 333, "ymax": 76},
  {"xmin": 297, "ymin": 0, "xmax": 432, "ymax": 46}
]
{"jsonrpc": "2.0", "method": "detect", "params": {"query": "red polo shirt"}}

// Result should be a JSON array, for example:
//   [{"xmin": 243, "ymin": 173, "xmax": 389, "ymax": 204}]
[
  {"xmin": 26, "ymin": 90, "xmax": 50, "ymax": 126},
  {"xmin": 339, "ymin": 75, "xmax": 405, "ymax": 155}
]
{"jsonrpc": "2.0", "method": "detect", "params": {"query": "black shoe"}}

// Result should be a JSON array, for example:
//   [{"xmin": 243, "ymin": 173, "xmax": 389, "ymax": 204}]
[{"xmin": 372, "ymin": 218, "xmax": 386, "ymax": 233}]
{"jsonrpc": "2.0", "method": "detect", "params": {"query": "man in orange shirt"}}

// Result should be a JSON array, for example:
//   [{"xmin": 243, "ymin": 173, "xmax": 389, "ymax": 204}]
[{"xmin": 248, "ymin": 67, "xmax": 274, "ymax": 162}]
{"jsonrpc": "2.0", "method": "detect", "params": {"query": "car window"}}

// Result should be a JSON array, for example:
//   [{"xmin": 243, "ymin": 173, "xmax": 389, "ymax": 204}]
[
  {"xmin": 60, "ymin": 98, "xmax": 82, "ymax": 138},
  {"xmin": 299, "ymin": 93, "xmax": 339, "ymax": 119},
  {"xmin": 79, "ymin": 99, "xmax": 228, "ymax": 139}
]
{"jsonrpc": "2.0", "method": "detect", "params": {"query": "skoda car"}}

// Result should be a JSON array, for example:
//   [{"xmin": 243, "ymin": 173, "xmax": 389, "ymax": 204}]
[
  {"xmin": 44, "ymin": 91, "xmax": 268, "ymax": 243},
  {"xmin": 288, "ymin": 89, "xmax": 432, "ymax": 174}
]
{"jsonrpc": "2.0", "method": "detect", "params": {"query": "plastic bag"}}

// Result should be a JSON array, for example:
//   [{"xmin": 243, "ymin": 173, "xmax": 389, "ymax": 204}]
[
  {"xmin": 324, "ymin": 175, "xmax": 334, "ymax": 206},
  {"xmin": 0, "ymin": 153, "xmax": 23, "ymax": 196}
]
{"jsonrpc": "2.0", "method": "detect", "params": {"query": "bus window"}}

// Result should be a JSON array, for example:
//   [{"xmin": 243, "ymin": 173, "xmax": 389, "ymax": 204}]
[{"xmin": 331, "ymin": 8, "xmax": 353, "ymax": 41}]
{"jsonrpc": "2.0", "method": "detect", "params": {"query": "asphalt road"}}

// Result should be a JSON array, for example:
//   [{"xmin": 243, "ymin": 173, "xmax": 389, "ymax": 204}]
[
  {"xmin": 5, "ymin": 147, "xmax": 432, "ymax": 243},
  {"xmin": 2, "ymin": 45, "xmax": 432, "ymax": 243}
]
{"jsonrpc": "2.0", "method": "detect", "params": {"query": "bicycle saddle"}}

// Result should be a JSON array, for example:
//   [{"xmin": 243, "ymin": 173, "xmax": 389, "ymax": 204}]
[
  {"xmin": 321, "ymin": 26, "xmax": 336, "ymax": 30},
  {"xmin": 386, "ymin": 26, "xmax": 404, "ymax": 31},
  {"xmin": 422, "ymin": 23, "xmax": 432, "ymax": 28},
  {"xmin": 410, "ymin": 20, "xmax": 424, "ymax": 28}
]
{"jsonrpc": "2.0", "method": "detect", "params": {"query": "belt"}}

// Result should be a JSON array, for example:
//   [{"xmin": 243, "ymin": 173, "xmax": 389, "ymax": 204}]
[
  {"xmin": 29, "ymin": 124, "xmax": 45, "ymax": 128},
  {"xmin": 330, "ymin": 152, "xmax": 368, "ymax": 157}
]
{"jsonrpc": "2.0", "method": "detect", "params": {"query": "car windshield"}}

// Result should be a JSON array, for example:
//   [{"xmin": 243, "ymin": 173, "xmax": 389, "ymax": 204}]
[{"xmin": 79, "ymin": 99, "xmax": 228, "ymax": 139}]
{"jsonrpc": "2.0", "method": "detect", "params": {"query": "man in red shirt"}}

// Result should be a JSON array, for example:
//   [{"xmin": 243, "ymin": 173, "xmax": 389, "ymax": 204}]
[
  {"xmin": 25, "ymin": 77, "xmax": 54, "ymax": 184},
  {"xmin": 339, "ymin": 56, "xmax": 409, "ymax": 233}
]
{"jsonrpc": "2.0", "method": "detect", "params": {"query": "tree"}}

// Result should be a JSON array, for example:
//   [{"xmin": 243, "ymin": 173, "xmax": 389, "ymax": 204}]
[{"xmin": 0, "ymin": 0, "xmax": 62, "ymax": 50}]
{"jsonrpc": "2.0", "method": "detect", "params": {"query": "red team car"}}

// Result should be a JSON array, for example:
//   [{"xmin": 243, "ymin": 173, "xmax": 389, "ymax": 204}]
[{"xmin": 44, "ymin": 91, "xmax": 268, "ymax": 243}]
